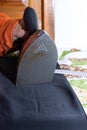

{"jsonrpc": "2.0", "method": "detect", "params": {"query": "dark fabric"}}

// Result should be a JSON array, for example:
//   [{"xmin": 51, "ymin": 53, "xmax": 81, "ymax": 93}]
[
  {"xmin": 7, "ymin": 38, "xmax": 24, "ymax": 55},
  {"xmin": 0, "ymin": 56, "xmax": 18, "ymax": 83},
  {"xmin": 0, "ymin": 71, "xmax": 87, "ymax": 129},
  {"xmin": 23, "ymin": 7, "xmax": 39, "ymax": 36}
]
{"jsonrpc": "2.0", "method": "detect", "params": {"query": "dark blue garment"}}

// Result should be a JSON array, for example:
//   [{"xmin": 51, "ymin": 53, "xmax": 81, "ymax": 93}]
[{"xmin": 0, "ymin": 72, "xmax": 87, "ymax": 130}]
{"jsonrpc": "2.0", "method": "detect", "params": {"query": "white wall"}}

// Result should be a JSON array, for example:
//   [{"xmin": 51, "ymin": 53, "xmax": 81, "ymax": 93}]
[{"xmin": 55, "ymin": 0, "xmax": 87, "ymax": 50}]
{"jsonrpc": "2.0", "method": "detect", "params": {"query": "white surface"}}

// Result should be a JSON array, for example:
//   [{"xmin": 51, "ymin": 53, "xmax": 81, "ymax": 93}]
[{"xmin": 55, "ymin": 0, "xmax": 87, "ymax": 49}]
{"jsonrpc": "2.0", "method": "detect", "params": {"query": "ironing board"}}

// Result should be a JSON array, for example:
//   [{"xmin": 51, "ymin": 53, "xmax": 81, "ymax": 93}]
[{"xmin": 0, "ymin": 30, "xmax": 87, "ymax": 130}]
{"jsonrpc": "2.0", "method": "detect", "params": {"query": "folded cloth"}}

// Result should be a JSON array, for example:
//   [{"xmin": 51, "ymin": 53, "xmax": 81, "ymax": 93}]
[
  {"xmin": 0, "ymin": 7, "xmax": 39, "ymax": 56},
  {"xmin": 0, "ymin": 12, "xmax": 19, "ymax": 56}
]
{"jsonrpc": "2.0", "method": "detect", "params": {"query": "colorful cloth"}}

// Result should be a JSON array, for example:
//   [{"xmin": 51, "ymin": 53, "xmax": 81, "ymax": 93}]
[{"xmin": 0, "ymin": 12, "xmax": 19, "ymax": 56}]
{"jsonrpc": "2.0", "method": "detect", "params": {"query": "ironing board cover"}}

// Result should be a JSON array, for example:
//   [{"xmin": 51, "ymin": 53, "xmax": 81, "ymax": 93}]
[{"xmin": 0, "ymin": 71, "xmax": 87, "ymax": 130}]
